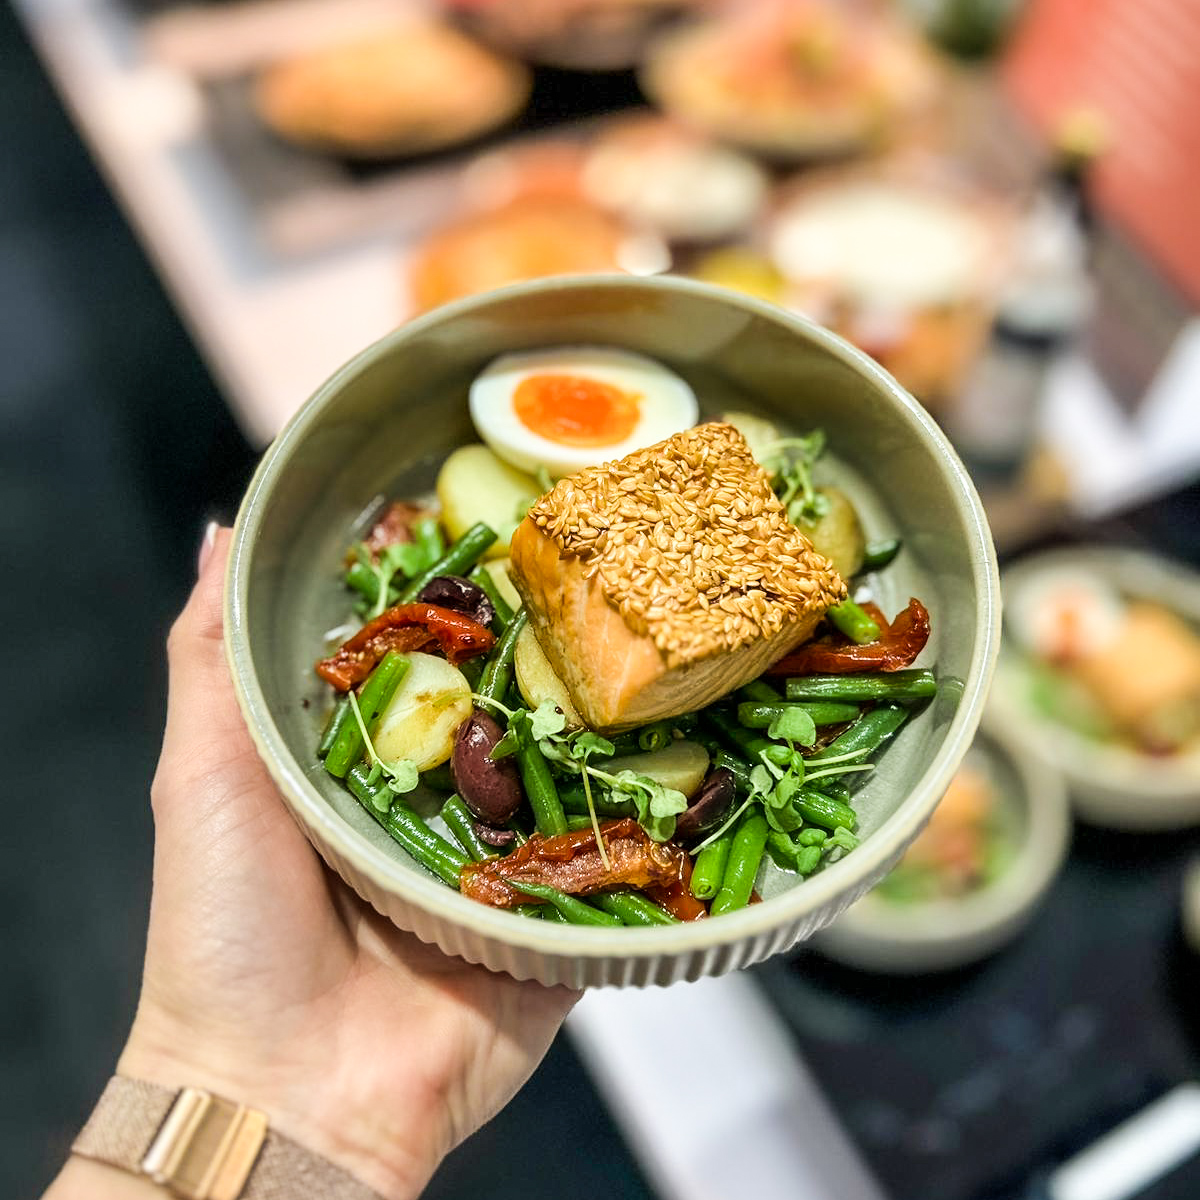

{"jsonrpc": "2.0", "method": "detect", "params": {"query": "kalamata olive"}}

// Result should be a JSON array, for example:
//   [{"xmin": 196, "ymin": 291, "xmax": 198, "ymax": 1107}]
[
  {"xmin": 474, "ymin": 823, "xmax": 516, "ymax": 848},
  {"xmin": 416, "ymin": 575, "xmax": 494, "ymax": 629},
  {"xmin": 453, "ymin": 708, "xmax": 523, "ymax": 824},
  {"xmin": 673, "ymin": 767, "xmax": 735, "ymax": 843}
]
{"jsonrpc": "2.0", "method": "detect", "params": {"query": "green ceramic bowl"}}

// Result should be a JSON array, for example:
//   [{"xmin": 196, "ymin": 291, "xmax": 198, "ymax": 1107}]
[{"xmin": 225, "ymin": 275, "xmax": 999, "ymax": 988}]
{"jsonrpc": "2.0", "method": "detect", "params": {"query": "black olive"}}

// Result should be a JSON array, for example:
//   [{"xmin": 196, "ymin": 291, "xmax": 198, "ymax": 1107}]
[
  {"xmin": 416, "ymin": 575, "xmax": 494, "ymax": 629},
  {"xmin": 453, "ymin": 708, "xmax": 523, "ymax": 824},
  {"xmin": 674, "ymin": 767, "xmax": 736, "ymax": 844}
]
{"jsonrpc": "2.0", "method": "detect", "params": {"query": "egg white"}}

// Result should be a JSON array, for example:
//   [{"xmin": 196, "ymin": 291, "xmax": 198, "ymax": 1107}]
[{"xmin": 468, "ymin": 345, "xmax": 699, "ymax": 478}]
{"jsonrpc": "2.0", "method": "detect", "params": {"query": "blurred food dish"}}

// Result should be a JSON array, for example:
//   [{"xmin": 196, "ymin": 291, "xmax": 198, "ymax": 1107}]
[
  {"xmin": 767, "ymin": 164, "xmax": 1011, "ymax": 402},
  {"xmin": 689, "ymin": 247, "xmax": 787, "ymax": 305},
  {"xmin": 814, "ymin": 724, "xmax": 1070, "ymax": 973},
  {"xmin": 407, "ymin": 196, "xmax": 666, "ymax": 312},
  {"xmin": 253, "ymin": 21, "xmax": 531, "ymax": 158},
  {"xmin": 445, "ymin": 0, "xmax": 709, "ymax": 71},
  {"xmin": 992, "ymin": 547, "xmax": 1200, "ymax": 830},
  {"xmin": 641, "ymin": 0, "xmax": 939, "ymax": 160},
  {"xmin": 459, "ymin": 140, "xmax": 590, "ymax": 210},
  {"xmin": 581, "ymin": 115, "xmax": 769, "ymax": 245}
]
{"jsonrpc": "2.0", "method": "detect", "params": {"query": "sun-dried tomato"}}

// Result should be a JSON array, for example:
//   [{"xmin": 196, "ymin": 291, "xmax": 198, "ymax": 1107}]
[
  {"xmin": 317, "ymin": 603, "xmax": 494, "ymax": 691},
  {"xmin": 645, "ymin": 853, "xmax": 708, "ymax": 921},
  {"xmin": 770, "ymin": 597, "xmax": 931, "ymax": 675},
  {"xmin": 460, "ymin": 819, "xmax": 687, "ymax": 909}
]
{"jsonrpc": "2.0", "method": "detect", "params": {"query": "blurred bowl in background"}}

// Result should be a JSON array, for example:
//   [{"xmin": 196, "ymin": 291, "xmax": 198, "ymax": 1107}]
[
  {"xmin": 641, "ymin": 0, "xmax": 940, "ymax": 161},
  {"xmin": 765, "ymin": 159, "xmax": 1014, "ymax": 405},
  {"xmin": 581, "ymin": 114, "xmax": 769, "ymax": 246},
  {"xmin": 814, "ymin": 720, "xmax": 1071, "ymax": 973},
  {"xmin": 991, "ymin": 546, "xmax": 1200, "ymax": 830},
  {"xmin": 406, "ymin": 196, "xmax": 668, "ymax": 313},
  {"xmin": 444, "ymin": 0, "xmax": 709, "ymax": 71},
  {"xmin": 225, "ymin": 275, "xmax": 999, "ymax": 987},
  {"xmin": 252, "ymin": 20, "xmax": 531, "ymax": 158}
]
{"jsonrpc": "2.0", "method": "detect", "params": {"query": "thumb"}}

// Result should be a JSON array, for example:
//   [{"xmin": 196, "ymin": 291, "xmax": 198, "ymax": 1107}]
[{"xmin": 153, "ymin": 524, "xmax": 270, "ymax": 809}]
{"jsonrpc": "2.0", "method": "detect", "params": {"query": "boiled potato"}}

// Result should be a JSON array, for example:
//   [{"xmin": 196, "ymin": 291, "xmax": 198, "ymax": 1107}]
[
  {"xmin": 373, "ymin": 652, "xmax": 473, "ymax": 770},
  {"xmin": 514, "ymin": 623, "xmax": 583, "ymax": 727},
  {"xmin": 604, "ymin": 740, "xmax": 710, "ymax": 799},
  {"xmin": 722, "ymin": 410, "xmax": 781, "ymax": 465},
  {"xmin": 483, "ymin": 558, "xmax": 523, "ymax": 612},
  {"xmin": 802, "ymin": 486, "xmax": 865, "ymax": 579},
  {"xmin": 436, "ymin": 444, "xmax": 539, "ymax": 560}
]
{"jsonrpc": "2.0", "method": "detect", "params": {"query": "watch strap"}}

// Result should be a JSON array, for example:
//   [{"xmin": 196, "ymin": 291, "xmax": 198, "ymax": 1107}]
[{"xmin": 72, "ymin": 1076, "xmax": 384, "ymax": 1200}]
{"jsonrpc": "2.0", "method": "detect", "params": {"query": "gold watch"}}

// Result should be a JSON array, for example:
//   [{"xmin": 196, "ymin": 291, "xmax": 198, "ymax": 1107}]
[{"xmin": 72, "ymin": 1076, "xmax": 383, "ymax": 1200}]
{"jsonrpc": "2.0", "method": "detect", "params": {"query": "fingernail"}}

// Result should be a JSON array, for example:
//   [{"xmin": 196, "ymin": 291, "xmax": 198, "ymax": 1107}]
[{"xmin": 197, "ymin": 521, "xmax": 218, "ymax": 577}]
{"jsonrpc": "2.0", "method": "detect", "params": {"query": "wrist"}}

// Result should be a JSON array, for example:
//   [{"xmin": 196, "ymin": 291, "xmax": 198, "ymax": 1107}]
[
  {"xmin": 117, "ymin": 1017, "xmax": 435, "ymax": 1200},
  {"xmin": 46, "ymin": 1157, "xmax": 163, "ymax": 1200}
]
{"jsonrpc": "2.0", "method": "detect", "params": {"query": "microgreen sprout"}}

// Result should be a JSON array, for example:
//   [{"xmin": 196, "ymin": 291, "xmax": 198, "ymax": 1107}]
[
  {"xmin": 346, "ymin": 690, "xmax": 419, "ymax": 804},
  {"xmin": 761, "ymin": 431, "xmax": 831, "ymax": 526},
  {"xmin": 352, "ymin": 517, "xmax": 445, "ymax": 619}
]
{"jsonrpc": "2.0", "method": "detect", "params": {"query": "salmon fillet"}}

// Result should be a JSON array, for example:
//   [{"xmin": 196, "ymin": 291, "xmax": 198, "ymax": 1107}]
[{"xmin": 509, "ymin": 422, "xmax": 845, "ymax": 731}]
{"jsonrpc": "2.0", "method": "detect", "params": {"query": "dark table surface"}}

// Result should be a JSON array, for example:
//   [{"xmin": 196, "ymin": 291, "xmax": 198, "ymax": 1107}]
[{"xmin": 754, "ymin": 487, "xmax": 1200, "ymax": 1200}]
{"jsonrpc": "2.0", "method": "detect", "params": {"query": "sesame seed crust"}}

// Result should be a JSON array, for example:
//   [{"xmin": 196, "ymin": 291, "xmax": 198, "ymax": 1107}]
[{"xmin": 526, "ymin": 422, "xmax": 846, "ymax": 668}]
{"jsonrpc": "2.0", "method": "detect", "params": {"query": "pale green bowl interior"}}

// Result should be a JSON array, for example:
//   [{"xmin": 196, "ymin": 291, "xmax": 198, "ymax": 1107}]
[{"xmin": 229, "ymin": 276, "xmax": 997, "ymax": 961}]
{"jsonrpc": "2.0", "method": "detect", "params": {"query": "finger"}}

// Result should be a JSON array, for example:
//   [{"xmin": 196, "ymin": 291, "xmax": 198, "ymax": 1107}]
[{"xmin": 159, "ymin": 526, "xmax": 254, "ymax": 774}]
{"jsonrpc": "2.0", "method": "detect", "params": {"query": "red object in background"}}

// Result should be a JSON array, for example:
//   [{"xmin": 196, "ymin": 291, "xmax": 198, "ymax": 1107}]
[{"xmin": 1002, "ymin": 0, "xmax": 1200, "ymax": 306}]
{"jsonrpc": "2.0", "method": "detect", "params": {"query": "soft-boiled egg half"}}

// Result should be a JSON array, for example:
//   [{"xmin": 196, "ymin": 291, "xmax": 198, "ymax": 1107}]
[{"xmin": 468, "ymin": 345, "xmax": 699, "ymax": 477}]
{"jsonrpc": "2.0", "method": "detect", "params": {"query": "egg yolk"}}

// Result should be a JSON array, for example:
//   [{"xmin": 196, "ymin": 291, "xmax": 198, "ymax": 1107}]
[{"xmin": 513, "ymin": 374, "xmax": 640, "ymax": 447}]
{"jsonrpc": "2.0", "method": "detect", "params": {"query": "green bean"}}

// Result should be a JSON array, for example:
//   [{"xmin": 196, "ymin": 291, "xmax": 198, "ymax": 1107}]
[
  {"xmin": 565, "ymin": 814, "xmax": 596, "ymax": 831},
  {"xmin": 819, "ymin": 777, "xmax": 852, "ymax": 803},
  {"xmin": 808, "ymin": 703, "xmax": 910, "ymax": 764},
  {"xmin": 506, "ymin": 880, "xmax": 623, "ymax": 926},
  {"xmin": 592, "ymin": 891, "xmax": 679, "ymax": 926},
  {"xmin": 736, "ymin": 701, "xmax": 861, "ymax": 730},
  {"xmin": 558, "ymin": 782, "xmax": 636, "ymax": 818},
  {"xmin": 317, "ymin": 696, "xmax": 351, "ymax": 759},
  {"xmin": 637, "ymin": 719, "xmax": 676, "ymax": 752},
  {"xmin": 785, "ymin": 670, "xmax": 937, "ymax": 703},
  {"xmin": 515, "ymin": 738, "xmax": 568, "ymax": 837},
  {"xmin": 710, "ymin": 811, "xmax": 768, "ymax": 916},
  {"xmin": 396, "ymin": 523, "xmax": 498, "ymax": 604},
  {"xmin": 860, "ymin": 537, "xmax": 902, "ymax": 572},
  {"xmin": 421, "ymin": 763, "xmax": 457, "ymax": 792},
  {"xmin": 468, "ymin": 564, "xmax": 515, "ymax": 631},
  {"xmin": 477, "ymin": 609, "xmax": 528, "ymax": 703},
  {"xmin": 711, "ymin": 750, "xmax": 754, "ymax": 793},
  {"xmin": 599, "ymin": 731, "xmax": 643, "ymax": 757},
  {"xmin": 690, "ymin": 829, "xmax": 734, "ymax": 899},
  {"xmin": 324, "ymin": 651, "xmax": 410, "ymax": 778},
  {"xmin": 459, "ymin": 655, "xmax": 485, "ymax": 691},
  {"xmin": 346, "ymin": 765, "xmax": 467, "ymax": 886},
  {"xmin": 440, "ymin": 795, "xmax": 495, "ymax": 861},
  {"xmin": 797, "ymin": 790, "xmax": 857, "ymax": 831},
  {"xmin": 510, "ymin": 903, "xmax": 543, "ymax": 919},
  {"xmin": 413, "ymin": 517, "xmax": 444, "ymax": 565},
  {"xmin": 739, "ymin": 678, "xmax": 784, "ymax": 704},
  {"xmin": 700, "ymin": 707, "xmax": 773, "ymax": 763},
  {"xmin": 827, "ymin": 599, "xmax": 882, "ymax": 645},
  {"xmin": 539, "ymin": 904, "xmax": 568, "ymax": 923},
  {"xmin": 345, "ymin": 560, "xmax": 383, "ymax": 606}
]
